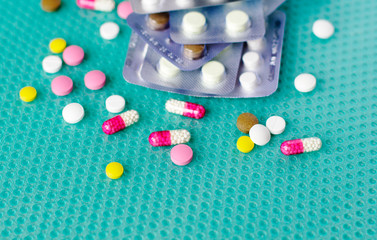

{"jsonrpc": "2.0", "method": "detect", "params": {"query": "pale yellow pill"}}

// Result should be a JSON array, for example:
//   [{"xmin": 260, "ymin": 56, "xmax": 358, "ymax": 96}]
[
  {"xmin": 106, "ymin": 162, "xmax": 124, "ymax": 179},
  {"xmin": 19, "ymin": 86, "xmax": 37, "ymax": 102},
  {"xmin": 49, "ymin": 38, "xmax": 67, "ymax": 54}
]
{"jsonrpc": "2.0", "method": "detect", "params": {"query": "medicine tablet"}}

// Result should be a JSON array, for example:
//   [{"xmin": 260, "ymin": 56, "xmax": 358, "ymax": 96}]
[
  {"xmin": 249, "ymin": 124, "xmax": 271, "ymax": 146},
  {"xmin": 100, "ymin": 22, "xmax": 120, "ymax": 40},
  {"xmin": 236, "ymin": 113, "xmax": 258, "ymax": 134},
  {"xmin": 148, "ymin": 13, "xmax": 170, "ymax": 31},
  {"xmin": 106, "ymin": 95, "xmax": 126, "ymax": 113},
  {"xmin": 170, "ymin": 144, "xmax": 193, "ymax": 166},
  {"xmin": 294, "ymin": 73, "xmax": 316, "ymax": 93},
  {"xmin": 117, "ymin": 1, "xmax": 133, "ymax": 19},
  {"xmin": 236, "ymin": 136, "xmax": 254, "ymax": 153},
  {"xmin": 19, "ymin": 86, "xmax": 37, "ymax": 102},
  {"xmin": 51, "ymin": 75, "xmax": 73, "ymax": 96},
  {"xmin": 266, "ymin": 116, "xmax": 286, "ymax": 135},
  {"xmin": 201, "ymin": 61, "xmax": 225, "ymax": 86},
  {"xmin": 239, "ymin": 72, "xmax": 260, "ymax": 90},
  {"xmin": 62, "ymin": 103, "xmax": 85, "ymax": 124},
  {"xmin": 312, "ymin": 19, "xmax": 334, "ymax": 39},
  {"xmin": 63, "ymin": 45, "xmax": 84, "ymax": 66},
  {"xmin": 242, "ymin": 51, "xmax": 262, "ymax": 70},
  {"xmin": 41, "ymin": 0, "xmax": 61, "ymax": 12},
  {"xmin": 182, "ymin": 11, "xmax": 206, "ymax": 35},
  {"xmin": 158, "ymin": 57, "xmax": 180, "ymax": 78},
  {"xmin": 226, "ymin": 10, "xmax": 250, "ymax": 33},
  {"xmin": 42, "ymin": 55, "xmax": 62, "ymax": 74},
  {"xmin": 183, "ymin": 44, "xmax": 205, "ymax": 60},
  {"xmin": 84, "ymin": 70, "xmax": 106, "ymax": 90},
  {"xmin": 247, "ymin": 38, "xmax": 265, "ymax": 51},
  {"xmin": 106, "ymin": 162, "xmax": 124, "ymax": 179},
  {"xmin": 49, "ymin": 38, "xmax": 67, "ymax": 53}
]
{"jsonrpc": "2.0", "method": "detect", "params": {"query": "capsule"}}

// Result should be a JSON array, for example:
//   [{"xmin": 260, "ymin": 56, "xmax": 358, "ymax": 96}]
[
  {"xmin": 165, "ymin": 99, "xmax": 205, "ymax": 119},
  {"xmin": 76, "ymin": 0, "xmax": 115, "ymax": 12},
  {"xmin": 102, "ymin": 110, "xmax": 139, "ymax": 135},
  {"xmin": 149, "ymin": 130, "xmax": 190, "ymax": 147},
  {"xmin": 280, "ymin": 137, "xmax": 322, "ymax": 156}
]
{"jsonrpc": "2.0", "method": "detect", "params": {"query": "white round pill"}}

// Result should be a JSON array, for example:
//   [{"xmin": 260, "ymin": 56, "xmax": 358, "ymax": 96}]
[
  {"xmin": 266, "ymin": 116, "xmax": 286, "ymax": 135},
  {"xmin": 42, "ymin": 55, "xmax": 62, "ymax": 74},
  {"xmin": 158, "ymin": 57, "xmax": 180, "ymax": 78},
  {"xmin": 242, "ymin": 51, "xmax": 262, "ymax": 70},
  {"xmin": 249, "ymin": 124, "xmax": 271, "ymax": 146},
  {"xmin": 100, "ymin": 22, "xmax": 120, "ymax": 40},
  {"xmin": 201, "ymin": 61, "xmax": 225, "ymax": 86},
  {"xmin": 239, "ymin": 72, "xmax": 260, "ymax": 90},
  {"xmin": 226, "ymin": 10, "xmax": 250, "ymax": 33},
  {"xmin": 247, "ymin": 38, "xmax": 266, "ymax": 51},
  {"xmin": 182, "ymin": 11, "xmax": 206, "ymax": 35},
  {"xmin": 312, "ymin": 19, "xmax": 334, "ymax": 39},
  {"xmin": 294, "ymin": 73, "xmax": 316, "ymax": 93},
  {"xmin": 106, "ymin": 95, "xmax": 126, "ymax": 113},
  {"xmin": 62, "ymin": 103, "xmax": 85, "ymax": 124}
]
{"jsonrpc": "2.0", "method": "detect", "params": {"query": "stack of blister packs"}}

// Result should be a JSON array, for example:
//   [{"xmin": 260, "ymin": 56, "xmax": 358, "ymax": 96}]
[{"xmin": 124, "ymin": 0, "xmax": 286, "ymax": 98}]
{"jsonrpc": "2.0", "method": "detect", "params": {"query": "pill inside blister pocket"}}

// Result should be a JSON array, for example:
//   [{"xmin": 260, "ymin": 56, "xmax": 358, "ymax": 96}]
[
  {"xmin": 157, "ymin": 57, "xmax": 181, "ymax": 79},
  {"xmin": 201, "ymin": 61, "xmax": 225, "ymax": 87},
  {"xmin": 182, "ymin": 11, "xmax": 207, "ymax": 35},
  {"xmin": 239, "ymin": 72, "xmax": 261, "ymax": 90},
  {"xmin": 148, "ymin": 12, "xmax": 170, "ymax": 31},
  {"xmin": 183, "ymin": 44, "xmax": 206, "ymax": 60},
  {"xmin": 242, "ymin": 51, "xmax": 263, "ymax": 71},
  {"xmin": 247, "ymin": 38, "xmax": 266, "ymax": 51},
  {"xmin": 226, "ymin": 10, "xmax": 251, "ymax": 34}
]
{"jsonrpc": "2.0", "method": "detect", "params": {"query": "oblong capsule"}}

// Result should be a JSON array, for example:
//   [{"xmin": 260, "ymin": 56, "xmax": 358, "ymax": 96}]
[
  {"xmin": 102, "ymin": 110, "xmax": 139, "ymax": 135},
  {"xmin": 76, "ymin": 0, "xmax": 115, "ymax": 12},
  {"xmin": 280, "ymin": 137, "xmax": 322, "ymax": 156},
  {"xmin": 165, "ymin": 99, "xmax": 205, "ymax": 119},
  {"xmin": 149, "ymin": 130, "xmax": 191, "ymax": 147}
]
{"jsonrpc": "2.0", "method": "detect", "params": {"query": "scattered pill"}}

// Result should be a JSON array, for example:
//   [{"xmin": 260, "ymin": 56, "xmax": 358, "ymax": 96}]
[
  {"xmin": 51, "ymin": 76, "xmax": 73, "ymax": 96},
  {"xmin": 236, "ymin": 136, "xmax": 254, "ymax": 153},
  {"xmin": 158, "ymin": 57, "xmax": 181, "ymax": 78},
  {"xmin": 149, "ymin": 130, "xmax": 191, "ymax": 147},
  {"xmin": 281, "ymin": 137, "xmax": 322, "ymax": 156},
  {"xmin": 19, "ymin": 86, "xmax": 37, "ymax": 102},
  {"xmin": 41, "ymin": 0, "xmax": 61, "ymax": 12},
  {"xmin": 84, "ymin": 70, "xmax": 106, "ymax": 90},
  {"xmin": 226, "ymin": 10, "xmax": 250, "ymax": 33},
  {"xmin": 242, "ymin": 51, "xmax": 262, "ymax": 70},
  {"xmin": 312, "ymin": 19, "xmax": 334, "ymax": 39},
  {"xmin": 49, "ymin": 38, "xmax": 67, "ymax": 53},
  {"xmin": 236, "ymin": 113, "xmax": 258, "ymax": 134},
  {"xmin": 62, "ymin": 103, "xmax": 85, "ymax": 124},
  {"xmin": 76, "ymin": 0, "xmax": 115, "ymax": 12},
  {"xmin": 148, "ymin": 13, "xmax": 170, "ymax": 31},
  {"xmin": 42, "ymin": 55, "xmax": 63, "ymax": 74},
  {"xmin": 182, "ymin": 11, "xmax": 206, "ymax": 35},
  {"xmin": 117, "ymin": 1, "xmax": 133, "ymax": 19},
  {"xmin": 239, "ymin": 72, "xmax": 260, "ymax": 90},
  {"xmin": 63, "ymin": 45, "xmax": 85, "ymax": 66},
  {"xmin": 247, "ymin": 38, "xmax": 266, "ymax": 51},
  {"xmin": 165, "ymin": 99, "xmax": 206, "ymax": 119},
  {"xmin": 102, "ymin": 110, "xmax": 139, "ymax": 135},
  {"xmin": 106, "ymin": 162, "xmax": 124, "ymax": 179},
  {"xmin": 100, "ymin": 22, "xmax": 120, "ymax": 40},
  {"xmin": 106, "ymin": 95, "xmax": 126, "ymax": 113},
  {"xmin": 249, "ymin": 124, "xmax": 271, "ymax": 146},
  {"xmin": 201, "ymin": 61, "xmax": 225, "ymax": 86},
  {"xmin": 183, "ymin": 44, "xmax": 205, "ymax": 60},
  {"xmin": 170, "ymin": 144, "xmax": 193, "ymax": 166},
  {"xmin": 266, "ymin": 116, "xmax": 286, "ymax": 135},
  {"xmin": 294, "ymin": 73, "xmax": 316, "ymax": 93}
]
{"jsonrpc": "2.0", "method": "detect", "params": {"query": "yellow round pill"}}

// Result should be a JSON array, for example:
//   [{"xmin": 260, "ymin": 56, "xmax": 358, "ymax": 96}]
[
  {"xmin": 106, "ymin": 162, "xmax": 124, "ymax": 179},
  {"xmin": 237, "ymin": 136, "xmax": 255, "ymax": 153},
  {"xmin": 19, "ymin": 86, "xmax": 37, "ymax": 102},
  {"xmin": 49, "ymin": 38, "xmax": 67, "ymax": 54}
]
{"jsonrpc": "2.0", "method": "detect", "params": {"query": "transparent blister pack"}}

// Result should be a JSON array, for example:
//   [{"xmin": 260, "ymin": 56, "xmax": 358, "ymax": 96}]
[
  {"xmin": 169, "ymin": 0, "xmax": 265, "ymax": 44},
  {"xmin": 263, "ymin": 0, "xmax": 286, "ymax": 16},
  {"xmin": 126, "ymin": 12, "xmax": 229, "ymax": 71}
]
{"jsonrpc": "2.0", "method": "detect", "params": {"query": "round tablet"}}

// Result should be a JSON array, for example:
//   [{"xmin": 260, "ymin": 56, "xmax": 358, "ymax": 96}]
[
  {"xmin": 158, "ymin": 57, "xmax": 180, "ymax": 78},
  {"xmin": 182, "ymin": 11, "xmax": 206, "ymax": 35},
  {"xmin": 19, "ymin": 86, "xmax": 37, "ymax": 102},
  {"xmin": 148, "ymin": 13, "xmax": 170, "ymax": 31},
  {"xmin": 100, "ymin": 22, "xmax": 120, "ymax": 40},
  {"xmin": 312, "ymin": 19, "xmax": 334, "ymax": 39},
  {"xmin": 249, "ymin": 124, "xmax": 271, "ymax": 146},
  {"xmin": 201, "ymin": 61, "xmax": 225, "ymax": 86},
  {"xmin": 84, "ymin": 70, "xmax": 106, "ymax": 90},
  {"xmin": 237, "ymin": 136, "xmax": 254, "ymax": 153},
  {"xmin": 170, "ymin": 144, "xmax": 193, "ymax": 166},
  {"xmin": 49, "ymin": 38, "xmax": 67, "ymax": 53},
  {"xmin": 63, "ymin": 45, "xmax": 84, "ymax": 66},
  {"xmin": 237, "ymin": 113, "xmax": 258, "ymax": 134},
  {"xmin": 239, "ymin": 72, "xmax": 260, "ymax": 90},
  {"xmin": 183, "ymin": 44, "xmax": 205, "ymax": 60},
  {"xmin": 106, "ymin": 95, "xmax": 126, "ymax": 113},
  {"xmin": 62, "ymin": 103, "xmax": 85, "ymax": 124},
  {"xmin": 117, "ymin": 1, "xmax": 133, "ymax": 20},
  {"xmin": 106, "ymin": 162, "xmax": 124, "ymax": 179},
  {"xmin": 242, "ymin": 51, "xmax": 262, "ymax": 70},
  {"xmin": 41, "ymin": 0, "xmax": 61, "ymax": 12},
  {"xmin": 226, "ymin": 10, "xmax": 250, "ymax": 33},
  {"xmin": 51, "ymin": 75, "xmax": 73, "ymax": 96},
  {"xmin": 294, "ymin": 73, "xmax": 316, "ymax": 93},
  {"xmin": 247, "ymin": 38, "xmax": 265, "ymax": 51},
  {"xmin": 42, "ymin": 55, "xmax": 62, "ymax": 74},
  {"xmin": 266, "ymin": 116, "xmax": 286, "ymax": 135}
]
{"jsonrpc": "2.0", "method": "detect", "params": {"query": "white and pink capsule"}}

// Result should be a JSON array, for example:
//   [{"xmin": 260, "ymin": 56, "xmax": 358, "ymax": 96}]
[
  {"xmin": 102, "ymin": 110, "xmax": 139, "ymax": 135},
  {"xmin": 280, "ymin": 137, "xmax": 322, "ymax": 156},
  {"xmin": 165, "ymin": 99, "xmax": 206, "ymax": 119},
  {"xmin": 149, "ymin": 130, "xmax": 191, "ymax": 147},
  {"xmin": 77, "ymin": 0, "xmax": 115, "ymax": 12}
]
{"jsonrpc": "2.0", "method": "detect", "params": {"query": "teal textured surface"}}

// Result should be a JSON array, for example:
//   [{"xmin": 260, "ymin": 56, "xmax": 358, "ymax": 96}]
[{"xmin": 0, "ymin": 0, "xmax": 376, "ymax": 240}]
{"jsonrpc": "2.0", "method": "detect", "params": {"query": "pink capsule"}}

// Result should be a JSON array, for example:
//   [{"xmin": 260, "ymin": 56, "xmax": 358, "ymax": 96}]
[
  {"xmin": 280, "ymin": 137, "xmax": 322, "ymax": 155},
  {"xmin": 165, "ymin": 99, "xmax": 206, "ymax": 119},
  {"xmin": 77, "ymin": 0, "xmax": 115, "ymax": 12},
  {"xmin": 102, "ymin": 110, "xmax": 139, "ymax": 135},
  {"xmin": 149, "ymin": 130, "xmax": 191, "ymax": 147}
]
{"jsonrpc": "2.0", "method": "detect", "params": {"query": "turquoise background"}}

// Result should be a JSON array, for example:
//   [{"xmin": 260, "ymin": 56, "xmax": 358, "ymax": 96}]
[{"xmin": 0, "ymin": 0, "xmax": 376, "ymax": 239}]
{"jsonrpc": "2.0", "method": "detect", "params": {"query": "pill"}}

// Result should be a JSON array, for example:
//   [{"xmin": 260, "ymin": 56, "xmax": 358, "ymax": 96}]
[
  {"xmin": 19, "ymin": 86, "xmax": 37, "ymax": 102},
  {"xmin": 42, "ymin": 55, "xmax": 62, "ymax": 74},
  {"xmin": 165, "ymin": 99, "xmax": 205, "ymax": 119},
  {"xmin": 226, "ymin": 10, "xmax": 250, "ymax": 33},
  {"xmin": 236, "ymin": 113, "xmax": 258, "ymax": 134},
  {"xmin": 242, "ymin": 51, "xmax": 262, "ymax": 70},
  {"xmin": 294, "ymin": 73, "xmax": 316, "ymax": 93},
  {"xmin": 312, "ymin": 19, "xmax": 334, "ymax": 39},
  {"xmin": 41, "ymin": 0, "xmax": 61, "ymax": 12},
  {"xmin": 247, "ymin": 38, "xmax": 266, "ymax": 51},
  {"xmin": 63, "ymin": 45, "xmax": 85, "ymax": 66},
  {"xmin": 76, "ymin": 0, "xmax": 115, "ymax": 12},
  {"xmin": 106, "ymin": 95, "xmax": 126, "ymax": 113},
  {"xmin": 239, "ymin": 72, "xmax": 260, "ymax": 90},
  {"xmin": 117, "ymin": 1, "xmax": 133, "ymax": 19},
  {"xmin": 280, "ymin": 137, "xmax": 322, "ymax": 156},
  {"xmin": 236, "ymin": 136, "xmax": 254, "ymax": 153},
  {"xmin": 147, "ymin": 13, "xmax": 170, "ymax": 31},
  {"xmin": 183, "ymin": 44, "xmax": 205, "ymax": 60},
  {"xmin": 49, "ymin": 38, "xmax": 67, "ymax": 53},
  {"xmin": 102, "ymin": 110, "xmax": 139, "ymax": 135},
  {"xmin": 51, "ymin": 76, "xmax": 73, "ymax": 96},
  {"xmin": 100, "ymin": 22, "xmax": 120, "ymax": 40},
  {"xmin": 106, "ymin": 162, "xmax": 124, "ymax": 179},
  {"xmin": 170, "ymin": 144, "xmax": 193, "ymax": 166},
  {"xmin": 266, "ymin": 116, "xmax": 286, "ymax": 135},
  {"xmin": 182, "ymin": 11, "xmax": 206, "ymax": 35},
  {"xmin": 84, "ymin": 70, "xmax": 106, "ymax": 90},
  {"xmin": 62, "ymin": 103, "xmax": 85, "ymax": 124},
  {"xmin": 201, "ymin": 61, "xmax": 225, "ymax": 86},
  {"xmin": 149, "ymin": 130, "xmax": 191, "ymax": 147},
  {"xmin": 157, "ymin": 57, "xmax": 181, "ymax": 78},
  {"xmin": 249, "ymin": 124, "xmax": 271, "ymax": 146}
]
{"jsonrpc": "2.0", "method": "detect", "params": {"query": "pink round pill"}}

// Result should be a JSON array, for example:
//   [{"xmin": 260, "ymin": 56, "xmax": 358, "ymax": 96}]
[
  {"xmin": 117, "ymin": 1, "xmax": 133, "ymax": 20},
  {"xmin": 63, "ymin": 45, "xmax": 84, "ymax": 66},
  {"xmin": 170, "ymin": 144, "xmax": 193, "ymax": 166},
  {"xmin": 84, "ymin": 70, "xmax": 106, "ymax": 90},
  {"xmin": 51, "ymin": 76, "xmax": 73, "ymax": 96}
]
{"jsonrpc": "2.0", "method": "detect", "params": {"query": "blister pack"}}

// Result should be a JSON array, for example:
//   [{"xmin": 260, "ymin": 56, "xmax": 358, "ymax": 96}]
[
  {"xmin": 169, "ymin": 0, "xmax": 265, "ymax": 44},
  {"xmin": 263, "ymin": 0, "xmax": 286, "ymax": 16},
  {"xmin": 126, "ymin": 12, "xmax": 229, "ymax": 71}
]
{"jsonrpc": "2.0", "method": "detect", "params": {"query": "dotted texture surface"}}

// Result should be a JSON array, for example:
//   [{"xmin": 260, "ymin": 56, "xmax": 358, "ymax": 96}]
[{"xmin": 0, "ymin": 0, "xmax": 376, "ymax": 240}]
